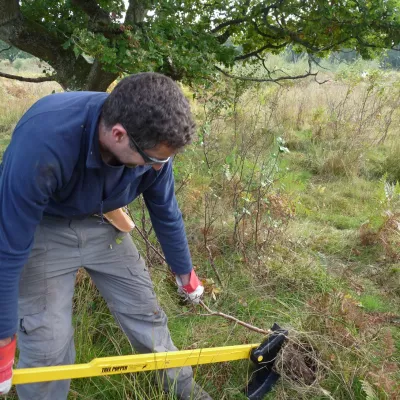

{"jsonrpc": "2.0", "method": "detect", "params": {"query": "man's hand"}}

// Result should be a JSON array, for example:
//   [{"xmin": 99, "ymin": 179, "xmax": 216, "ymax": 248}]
[
  {"xmin": 0, "ymin": 336, "xmax": 16, "ymax": 396},
  {"xmin": 176, "ymin": 270, "xmax": 204, "ymax": 304}
]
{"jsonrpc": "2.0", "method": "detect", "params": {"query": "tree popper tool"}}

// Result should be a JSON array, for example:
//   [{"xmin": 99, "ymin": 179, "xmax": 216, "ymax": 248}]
[{"xmin": 12, "ymin": 324, "xmax": 287, "ymax": 399}]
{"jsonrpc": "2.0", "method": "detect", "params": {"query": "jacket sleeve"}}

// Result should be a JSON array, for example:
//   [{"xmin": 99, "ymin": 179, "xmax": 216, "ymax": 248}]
[
  {"xmin": 0, "ymin": 124, "xmax": 65, "ymax": 339},
  {"xmin": 142, "ymin": 160, "xmax": 193, "ymax": 275}
]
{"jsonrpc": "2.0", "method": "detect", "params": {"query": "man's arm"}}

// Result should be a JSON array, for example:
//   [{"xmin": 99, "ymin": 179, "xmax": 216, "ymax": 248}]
[
  {"xmin": 142, "ymin": 160, "xmax": 193, "ymax": 275},
  {"xmin": 142, "ymin": 161, "xmax": 204, "ymax": 303}
]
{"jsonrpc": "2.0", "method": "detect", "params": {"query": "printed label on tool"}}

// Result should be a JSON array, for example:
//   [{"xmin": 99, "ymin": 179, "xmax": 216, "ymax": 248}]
[{"xmin": 101, "ymin": 365, "xmax": 128, "ymax": 373}]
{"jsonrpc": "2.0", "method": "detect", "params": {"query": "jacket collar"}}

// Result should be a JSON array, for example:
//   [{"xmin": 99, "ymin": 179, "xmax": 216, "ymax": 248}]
[{"xmin": 86, "ymin": 93, "xmax": 108, "ymax": 169}]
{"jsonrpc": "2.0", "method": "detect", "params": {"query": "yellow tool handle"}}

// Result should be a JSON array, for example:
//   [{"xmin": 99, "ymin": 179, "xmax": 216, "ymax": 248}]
[{"xmin": 13, "ymin": 343, "xmax": 259, "ymax": 384}]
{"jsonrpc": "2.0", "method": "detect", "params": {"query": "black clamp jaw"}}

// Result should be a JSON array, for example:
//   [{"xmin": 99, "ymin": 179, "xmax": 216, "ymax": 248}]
[{"xmin": 245, "ymin": 323, "xmax": 288, "ymax": 400}]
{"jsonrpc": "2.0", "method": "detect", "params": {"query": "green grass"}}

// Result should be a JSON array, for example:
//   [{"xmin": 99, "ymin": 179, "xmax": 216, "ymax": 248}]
[{"xmin": 359, "ymin": 293, "xmax": 391, "ymax": 313}]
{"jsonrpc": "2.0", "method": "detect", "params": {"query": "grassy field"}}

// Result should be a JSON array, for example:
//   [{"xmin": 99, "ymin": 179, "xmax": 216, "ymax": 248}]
[{"xmin": 1, "ymin": 57, "xmax": 399, "ymax": 400}]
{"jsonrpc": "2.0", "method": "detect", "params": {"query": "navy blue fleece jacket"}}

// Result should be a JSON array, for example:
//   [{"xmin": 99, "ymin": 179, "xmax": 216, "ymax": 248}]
[{"xmin": 0, "ymin": 91, "xmax": 192, "ymax": 339}]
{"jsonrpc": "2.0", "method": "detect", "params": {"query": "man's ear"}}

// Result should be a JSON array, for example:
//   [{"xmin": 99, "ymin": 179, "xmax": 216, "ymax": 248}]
[{"xmin": 111, "ymin": 123, "xmax": 128, "ymax": 143}]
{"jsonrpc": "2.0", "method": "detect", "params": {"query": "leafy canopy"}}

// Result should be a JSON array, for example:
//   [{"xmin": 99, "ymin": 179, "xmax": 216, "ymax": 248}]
[{"xmin": 4, "ymin": 0, "xmax": 400, "ymax": 86}]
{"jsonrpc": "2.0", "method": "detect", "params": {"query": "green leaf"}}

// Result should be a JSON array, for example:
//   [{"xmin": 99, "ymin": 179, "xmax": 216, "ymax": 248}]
[
  {"xmin": 115, "ymin": 237, "xmax": 124, "ymax": 245},
  {"xmin": 62, "ymin": 39, "xmax": 71, "ymax": 50},
  {"xmin": 72, "ymin": 46, "xmax": 80, "ymax": 59}
]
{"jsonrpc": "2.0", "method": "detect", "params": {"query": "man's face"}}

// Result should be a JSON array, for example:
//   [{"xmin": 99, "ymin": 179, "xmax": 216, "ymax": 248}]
[{"xmin": 100, "ymin": 123, "xmax": 176, "ymax": 170}]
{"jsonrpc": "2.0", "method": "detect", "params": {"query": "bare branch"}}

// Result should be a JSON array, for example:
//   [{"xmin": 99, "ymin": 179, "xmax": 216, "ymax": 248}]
[
  {"xmin": 307, "ymin": 57, "xmax": 330, "ymax": 84},
  {"xmin": 308, "ymin": 54, "xmax": 329, "ymax": 70},
  {"xmin": 133, "ymin": 225, "xmax": 167, "ymax": 264},
  {"xmin": 0, "ymin": 71, "xmax": 57, "ymax": 83},
  {"xmin": 215, "ymin": 65, "xmax": 320, "ymax": 84},
  {"xmin": 175, "ymin": 172, "xmax": 191, "ymax": 195},
  {"xmin": 206, "ymin": 245, "xmax": 223, "ymax": 287},
  {"xmin": 235, "ymin": 41, "xmax": 288, "ymax": 61},
  {"xmin": 314, "ymin": 75, "xmax": 330, "ymax": 85},
  {"xmin": 199, "ymin": 300, "xmax": 271, "ymax": 335},
  {"xmin": 254, "ymin": 53, "xmax": 289, "ymax": 81},
  {"xmin": 0, "ymin": 45, "xmax": 11, "ymax": 54},
  {"xmin": 126, "ymin": 207, "xmax": 168, "ymax": 266}
]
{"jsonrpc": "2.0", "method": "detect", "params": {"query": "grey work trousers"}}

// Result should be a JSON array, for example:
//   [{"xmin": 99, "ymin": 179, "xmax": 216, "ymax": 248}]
[{"xmin": 16, "ymin": 216, "xmax": 195, "ymax": 400}]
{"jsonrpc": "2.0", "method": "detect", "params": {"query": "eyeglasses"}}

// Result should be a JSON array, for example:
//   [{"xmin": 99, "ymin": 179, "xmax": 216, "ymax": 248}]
[{"xmin": 129, "ymin": 134, "xmax": 171, "ymax": 165}]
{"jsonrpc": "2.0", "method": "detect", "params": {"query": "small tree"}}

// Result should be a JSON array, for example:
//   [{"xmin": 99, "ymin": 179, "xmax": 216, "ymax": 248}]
[{"xmin": 0, "ymin": 0, "xmax": 399, "ymax": 90}]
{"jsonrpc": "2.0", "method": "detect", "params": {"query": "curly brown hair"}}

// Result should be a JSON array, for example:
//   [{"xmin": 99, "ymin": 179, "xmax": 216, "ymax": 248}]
[{"xmin": 101, "ymin": 73, "xmax": 195, "ymax": 150}]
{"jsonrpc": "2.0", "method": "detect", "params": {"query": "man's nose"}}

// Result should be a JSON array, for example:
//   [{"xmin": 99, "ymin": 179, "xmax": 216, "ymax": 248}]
[{"xmin": 152, "ymin": 163, "xmax": 163, "ymax": 171}]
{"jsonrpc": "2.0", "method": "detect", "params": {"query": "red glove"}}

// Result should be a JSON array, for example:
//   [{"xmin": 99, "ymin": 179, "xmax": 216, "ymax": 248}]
[
  {"xmin": 176, "ymin": 270, "xmax": 204, "ymax": 304},
  {"xmin": 0, "ymin": 337, "xmax": 16, "ymax": 395}
]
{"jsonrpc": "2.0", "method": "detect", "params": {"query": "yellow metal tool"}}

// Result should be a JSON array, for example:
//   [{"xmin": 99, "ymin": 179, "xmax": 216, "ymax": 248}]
[{"xmin": 12, "ymin": 343, "xmax": 259, "ymax": 385}]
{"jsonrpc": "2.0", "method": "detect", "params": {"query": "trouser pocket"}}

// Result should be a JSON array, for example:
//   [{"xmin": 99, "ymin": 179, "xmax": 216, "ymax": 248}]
[{"xmin": 19, "ymin": 309, "xmax": 54, "ymax": 341}]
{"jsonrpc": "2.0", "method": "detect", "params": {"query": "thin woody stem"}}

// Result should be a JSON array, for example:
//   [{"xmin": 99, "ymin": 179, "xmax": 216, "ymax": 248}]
[
  {"xmin": 206, "ymin": 245, "xmax": 223, "ymax": 287},
  {"xmin": 199, "ymin": 300, "xmax": 271, "ymax": 336},
  {"xmin": 127, "ymin": 208, "xmax": 167, "ymax": 263},
  {"xmin": 130, "ymin": 210, "xmax": 270, "ymax": 336}
]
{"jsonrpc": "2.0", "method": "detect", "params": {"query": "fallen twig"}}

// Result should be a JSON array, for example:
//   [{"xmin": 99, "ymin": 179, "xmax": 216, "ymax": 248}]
[{"xmin": 199, "ymin": 300, "xmax": 271, "ymax": 336}]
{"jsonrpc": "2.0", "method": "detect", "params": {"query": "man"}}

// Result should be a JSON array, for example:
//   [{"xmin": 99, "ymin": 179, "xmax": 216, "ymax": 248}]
[{"xmin": 0, "ymin": 73, "xmax": 211, "ymax": 399}]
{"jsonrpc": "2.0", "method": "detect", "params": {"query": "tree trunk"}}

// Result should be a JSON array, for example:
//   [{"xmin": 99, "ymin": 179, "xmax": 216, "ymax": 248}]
[{"xmin": 0, "ymin": 0, "xmax": 118, "ymax": 91}]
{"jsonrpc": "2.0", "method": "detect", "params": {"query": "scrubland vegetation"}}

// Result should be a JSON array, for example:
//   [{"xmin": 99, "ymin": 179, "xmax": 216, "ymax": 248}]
[{"xmin": 1, "ymin": 55, "xmax": 399, "ymax": 399}]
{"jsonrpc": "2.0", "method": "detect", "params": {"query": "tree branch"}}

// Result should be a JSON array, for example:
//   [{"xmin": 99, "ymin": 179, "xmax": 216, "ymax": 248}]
[
  {"xmin": 251, "ymin": 19, "xmax": 284, "ymax": 40},
  {"xmin": 199, "ymin": 301, "xmax": 271, "ymax": 335},
  {"xmin": 211, "ymin": 17, "xmax": 248, "ymax": 34},
  {"xmin": 0, "ymin": 0, "xmax": 109, "ymax": 90},
  {"xmin": 0, "ymin": 0, "xmax": 19, "ymax": 27},
  {"xmin": 211, "ymin": 0, "xmax": 252, "ymax": 43},
  {"xmin": 125, "ymin": 0, "xmax": 148, "ymax": 25},
  {"xmin": 0, "ymin": 45, "xmax": 11, "ymax": 54},
  {"xmin": 261, "ymin": 1, "xmax": 284, "ymax": 21},
  {"xmin": 126, "ymin": 208, "xmax": 168, "ymax": 266},
  {"xmin": 0, "ymin": 1, "xmax": 70, "ymax": 68},
  {"xmin": 215, "ymin": 65, "xmax": 318, "ymax": 83},
  {"xmin": 70, "ymin": 0, "xmax": 121, "ymax": 35},
  {"xmin": 235, "ymin": 41, "xmax": 288, "ymax": 61},
  {"xmin": 0, "ymin": 71, "xmax": 57, "ymax": 83},
  {"xmin": 206, "ymin": 245, "xmax": 223, "ymax": 287},
  {"xmin": 71, "ymin": 0, "xmax": 112, "ymax": 27}
]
